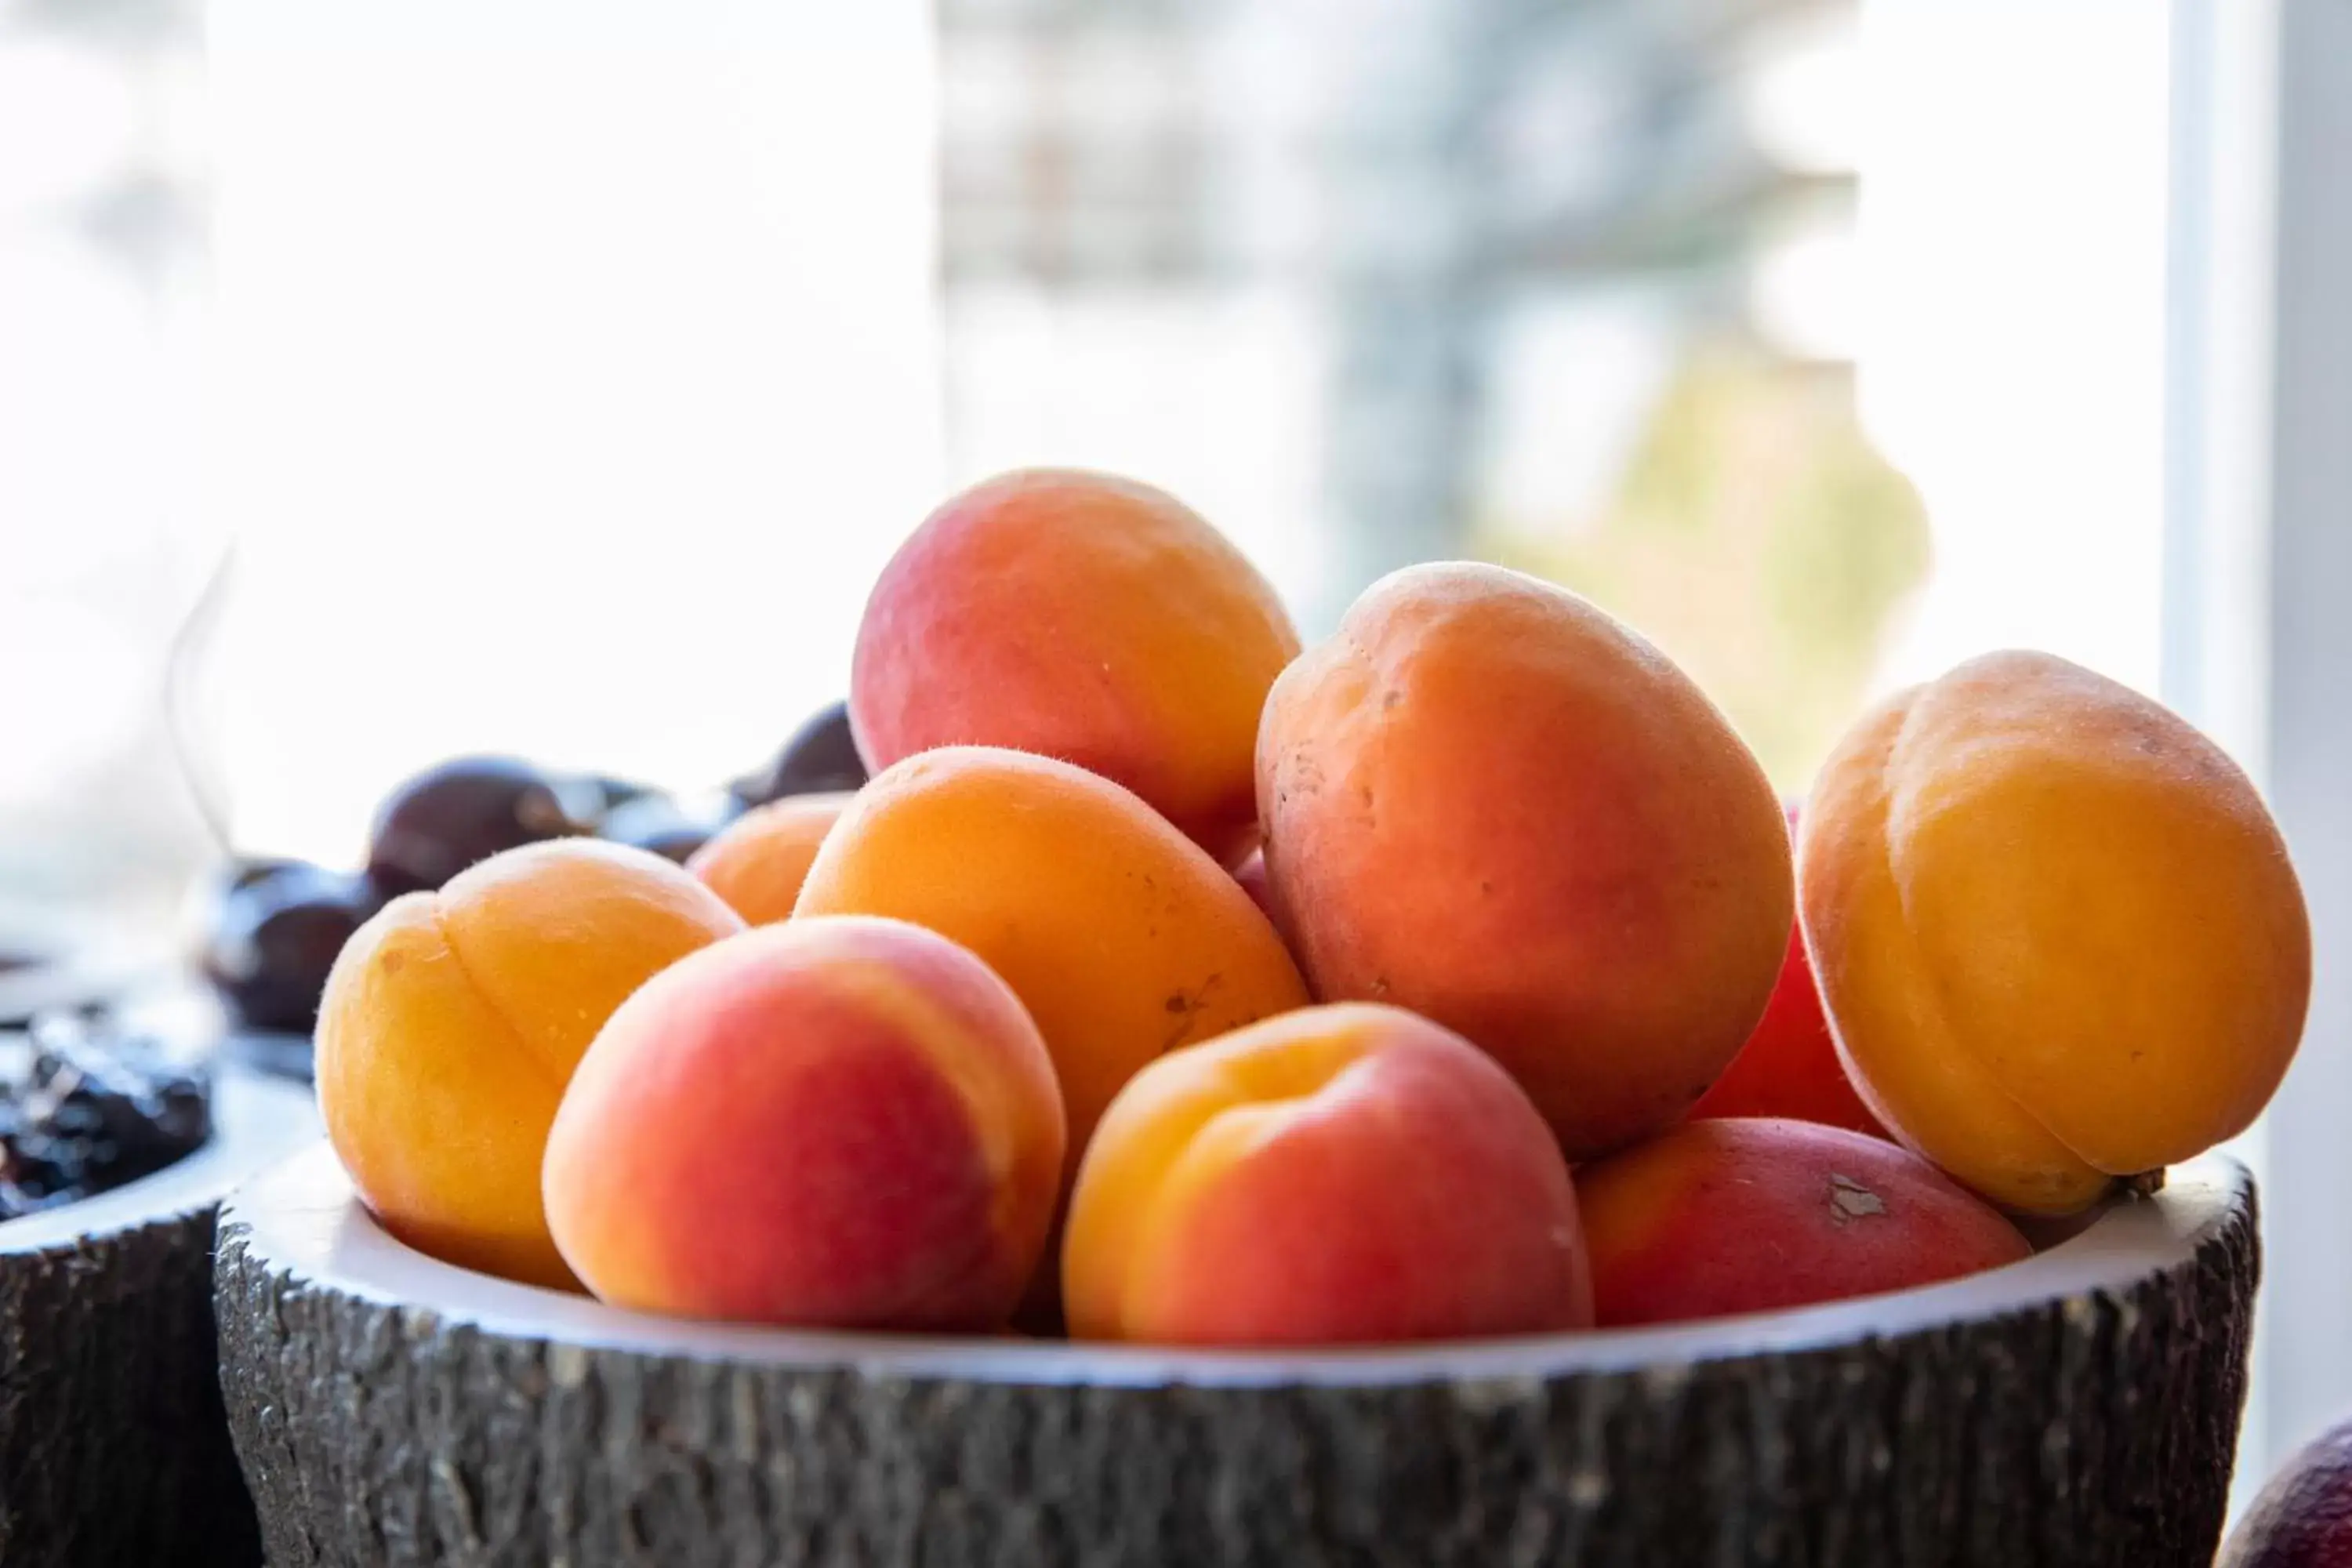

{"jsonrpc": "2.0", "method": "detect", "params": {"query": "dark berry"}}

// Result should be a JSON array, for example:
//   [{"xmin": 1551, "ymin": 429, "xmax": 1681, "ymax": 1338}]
[
  {"xmin": 731, "ymin": 700, "xmax": 867, "ymax": 811},
  {"xmin": 597, "ymin": 795, "xmax": 716, "ymax": 866},
  {"xmin": 1, "ymin": 1011, "xmax": 211, "ymax": 1220},
  {"xmin": 579, "ymin": 775, "xmax": 665, "ymax": 818},
  {"xmin": 200, "ymin": 861, "xmax": 379, "ymax": 1033},
  {"xmin": 544, "ymin": 772, "xmax": 663, "ymax": 832},
  {"xmin": 225, "ymin": 858, "xmax": 304, "ymax": 894},
  {"xmin": 367, "ymin": 756, "xmax": 586, "ymax": 895}
]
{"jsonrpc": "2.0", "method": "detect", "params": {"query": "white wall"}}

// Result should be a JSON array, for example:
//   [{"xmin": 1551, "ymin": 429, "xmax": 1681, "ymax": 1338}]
[
  {"xmin": 207, "ymin": 1, "xmax": 941, "ymax": 861},
  {"xmin": 1856, "ymin": 0, "xmax": 2174, "ymax": 702}
]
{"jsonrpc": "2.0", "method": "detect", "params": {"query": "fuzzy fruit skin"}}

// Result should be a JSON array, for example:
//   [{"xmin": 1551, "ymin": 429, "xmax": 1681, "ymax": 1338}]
[
  {"xmin": 1257, "ymin": 561, "xmax": 1792, "ymax": 1160},
  {"xmin": 1802, "ymin": 650, "xmax": 2310, "ymax": 1214},
  {"xmin": 2221, "ymin": 1421, "xmax": 2352, "ymax": 1568},
  {"xmin": 851, "ymin": 468, "xmax": 1300, "ymax": 867},
  {"xmin": 687, "ymin": 793, "xmax": 853, "ymax": 925},
  {"xmin": 317, "ymin": 840, "xmax": 744, "ymax": 1290},
  {"xmin": 1063, "ymin": 1002, "xmax": 1592, "ymax": 1347},
  {"xmin": 1576, "ymin": 1117, "xmax": 2030, "ymax": 1327},
  {"xmin": 543, "ymin": 916, "xmax": 1065, "ymax": 1332},
  {"xmin": 795, "ymin": 746, "xmax": 1308, "ymax": 1171}
]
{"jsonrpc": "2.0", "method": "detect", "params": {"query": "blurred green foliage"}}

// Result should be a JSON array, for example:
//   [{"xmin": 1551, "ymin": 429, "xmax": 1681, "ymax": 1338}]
[{"xmin": 1483, "ymin": 341, "xmax": 1930, "ymax": 797}]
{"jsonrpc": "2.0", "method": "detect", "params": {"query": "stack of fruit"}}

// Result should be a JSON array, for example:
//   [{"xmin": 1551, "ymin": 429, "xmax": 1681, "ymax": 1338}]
[
  {"xmin": 313, "ymin": 468, "xmax": 2311, "ymax": 1345},
  {"xmin": 193, "ymin": 713, "xmax": 866, "ymax": 1040}
]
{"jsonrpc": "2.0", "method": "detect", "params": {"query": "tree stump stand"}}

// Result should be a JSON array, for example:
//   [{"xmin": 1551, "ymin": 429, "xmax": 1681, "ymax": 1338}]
[
  {"xmin": 1, "ymin": 1068, "xmax": 317, "ymax": 1567},
  {"xmin": 217, "ymin": 1146, "xmax": 2257, "ymax": 1568}
]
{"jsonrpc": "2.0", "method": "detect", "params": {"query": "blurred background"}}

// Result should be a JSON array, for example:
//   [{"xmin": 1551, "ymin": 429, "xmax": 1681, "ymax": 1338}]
[{"xmin": 0, "ymin": 0, "xmax": 2343, "ymax": 1509}]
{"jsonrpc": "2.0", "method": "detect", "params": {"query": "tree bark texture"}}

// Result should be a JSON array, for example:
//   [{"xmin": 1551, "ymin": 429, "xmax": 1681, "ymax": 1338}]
[
  {"xmin": 1, "ymin": 1203, "xmax": 263, "ymax": 1567},
  {"xmin": 218, "ymin": 1167, "xmax": 2258, "ymax": 1568},
  {"xmin": 2, "ymin": 1065, "xmax": 314, "ymax": 1566}
]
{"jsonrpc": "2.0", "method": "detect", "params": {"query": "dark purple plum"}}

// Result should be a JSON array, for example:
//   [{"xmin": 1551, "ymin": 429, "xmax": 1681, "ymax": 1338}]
[
  {"xmin": 199, "ymin": 860, "xmax": 381, "ymax": 1033},
  {"xmin": 582, "ymin": 775, "xmax": 664, "ymax": 815},
  {"xmin": 596, "ymin": 795, "xmax": 717, "ymax": 866},
  {"xmin": 731, "ymin": 700, "xmax": 867, "ymax": 811},
  {"xmin": 550, "ymin": 772, "xmax": 666, "ymax": 829},
  {"xmin": 366, "ymin": 756, "xmax": 586, "ymax": 895},
  {"xmin": 224, "ymin": 858, "xmax": 303, "ymax": 894}
]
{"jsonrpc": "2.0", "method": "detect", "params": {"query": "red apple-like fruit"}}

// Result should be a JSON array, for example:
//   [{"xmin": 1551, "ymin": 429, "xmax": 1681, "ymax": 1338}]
[{"xmin": 1690, "ymin": 804, "xmax": 1886, "ymax": 1138}]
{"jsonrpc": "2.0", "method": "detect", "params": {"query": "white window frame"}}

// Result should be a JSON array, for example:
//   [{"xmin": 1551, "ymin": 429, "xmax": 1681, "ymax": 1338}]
[{"xmin": 2168, "ymin": 0, "xmax": 2352, "ymax": 1494}]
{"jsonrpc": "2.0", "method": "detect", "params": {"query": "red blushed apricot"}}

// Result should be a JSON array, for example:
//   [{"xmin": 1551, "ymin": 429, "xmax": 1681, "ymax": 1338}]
[
  {"xmin": 542, "ymin": 916, "xmax": 1065, "ymax": 1330},
  {"xmin": 1803, "ymin": 652, "xmax": 2310, "ymax": 1214},
  {"xmin": 1690, "ymin": 906, "xmax": 1888, "ymax": 1140},
  {"xmin": 1258, "ymin": 562, "xmax": 1791, "ymax": 1159},
  {"xmin": 1063, "ymin": 1003, "xmax": 1592, "ymax": 1347},
  {"xmin": 1690, "ymin": 804, "xmax": 1886, "ymax": 1137},
  {"xmin": 851, "ymin": 469, "xmax": 1300, "ymax": 866},
  {"xmin": 1576, "ymin": 1118, "xmax": 2030, "ymax": 1327}
]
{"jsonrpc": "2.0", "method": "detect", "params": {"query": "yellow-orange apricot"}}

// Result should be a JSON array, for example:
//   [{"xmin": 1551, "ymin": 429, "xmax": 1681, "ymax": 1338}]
[
  {"xmin": 1802, "ymin": 651, "xmax": 2310, "ymax": 1214},
  {"xmin": 1063, "ymin": 1002, "xmax": 1591, "ymax": 1346},
  {"xmin": 796, "ymin": 746, "xmax": 1309, "ymax": 1166},
  {"xmin": 851, "ymin": 469, "xmax": 1300, "ymax": 866},
  {"xmin": 316, "ymin": 840, "xmax": 743, "ymax": 1288},
  {"xmin": 1258, "ymin": 561, "xmax": 1792, "ymax": 1159},
  {"xmin": 685, "ymin": 793, "xmax": 852, "ymax": 925},
  {"xmin": 543, "ymin": 916, "xmax": 1065, "ymax": 1330}
]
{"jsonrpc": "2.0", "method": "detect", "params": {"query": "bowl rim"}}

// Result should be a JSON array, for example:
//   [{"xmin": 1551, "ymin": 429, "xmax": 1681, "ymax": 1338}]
[
  {"xmin": 220, "ymin": 1143, "xmax": 2249, "ymax": 1388},
  {"xmin": 2, "ymin": 1065, "xmax": 318, "ymax": 1254}
]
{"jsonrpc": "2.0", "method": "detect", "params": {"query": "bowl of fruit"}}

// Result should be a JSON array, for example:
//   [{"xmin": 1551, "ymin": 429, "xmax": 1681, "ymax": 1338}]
[
  {"xmin": 214, "ymin": 470, "xmax": 2307, "ymax": 1567},
  {"xmin": 1, "ymin": 1004, "xmax": 316, "ymax": 1564}
]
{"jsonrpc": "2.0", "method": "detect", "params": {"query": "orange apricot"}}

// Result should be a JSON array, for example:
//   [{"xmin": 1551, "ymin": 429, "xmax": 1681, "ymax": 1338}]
[
  {"xmin": 794, "ymin": 745, "xmax": 1308, "ymax": 1168},
  {"xmin": 851, "ymin": 469, "xmax": 1300, "ymax": 866},
  {"xmin": 1802, "ymin": 652, "xmax": 2310, "ymax": 1214},
  {"xmin": 1258, "ymin": 561, "xmax": 1792, "ymax": 1159},
  {"xmin": 1063, "ymin": 1003, "xmax": 1591, "ymax": 1346},
  {"xmin": 685, "ymin": 792, "xmax": 852, "ymax": 925},
  {"xmin": 316, "ymin": 840, "xmax": 743, "ymax": 1288},
  {"xmin": 543, "ymin": 916, "xmax": 1064, "ymax": 1330},
  {"xmin": 1577, "ymin": 1118, "xmax": 2029, "ymax": 1327}
]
